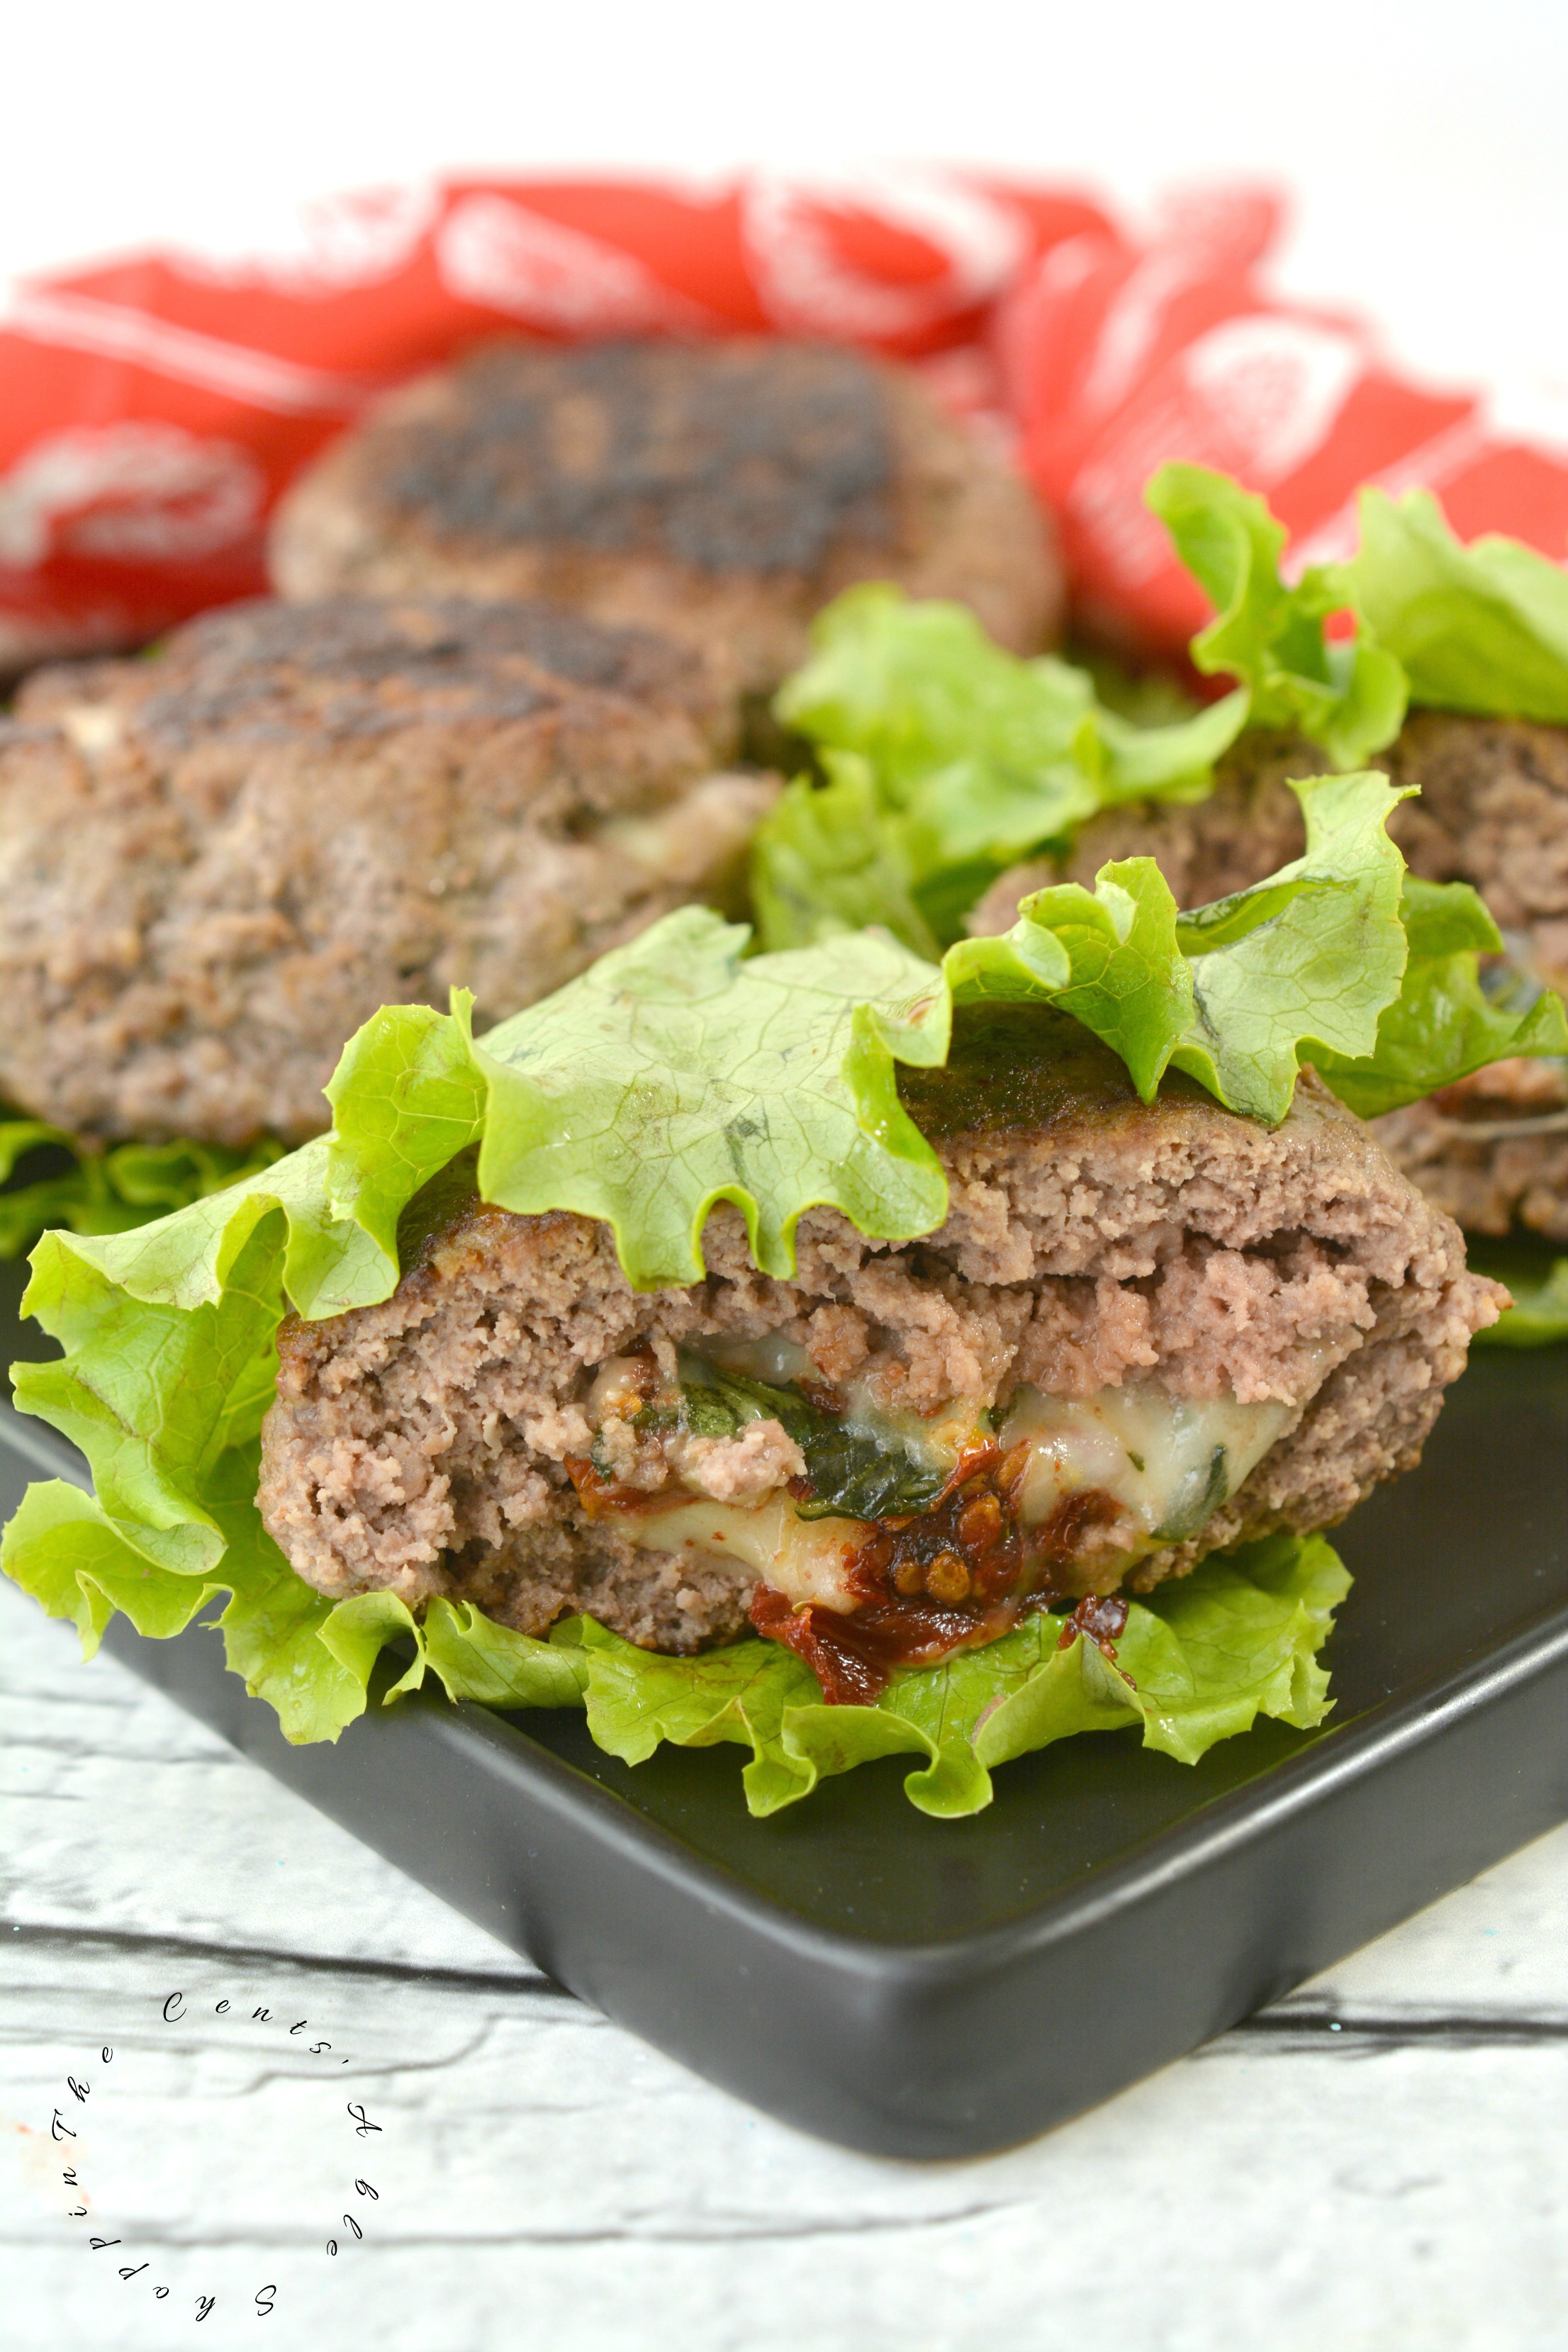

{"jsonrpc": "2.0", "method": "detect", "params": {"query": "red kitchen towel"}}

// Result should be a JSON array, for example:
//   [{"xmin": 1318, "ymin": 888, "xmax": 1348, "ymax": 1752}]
[
  {"xmin": 995, "ymin": 184, "xmax": 1568, "ymax": 649},
  {"xmin": 1, "ymin": 167, "xmax": 1564, "ymax": 666}
]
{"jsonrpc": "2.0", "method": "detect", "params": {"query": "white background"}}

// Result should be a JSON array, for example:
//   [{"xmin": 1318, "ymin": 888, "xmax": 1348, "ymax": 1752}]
[
  {"xmin": 4, "ymin": 0, "xmax": 1567, "ymax": 388},
  {"xmin": 6, "ymin": 13, "xmax": 1568, "ymax": 2348}
]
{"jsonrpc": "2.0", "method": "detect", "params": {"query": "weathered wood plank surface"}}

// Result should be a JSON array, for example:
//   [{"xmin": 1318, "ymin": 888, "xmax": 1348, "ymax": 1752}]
[{"xmin": 4, "ymin": 1582, "xmax": 1566, "ymax": 2352}]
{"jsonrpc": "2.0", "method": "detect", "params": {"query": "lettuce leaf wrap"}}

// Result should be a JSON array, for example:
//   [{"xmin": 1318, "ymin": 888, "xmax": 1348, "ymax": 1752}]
[
  {"xmin": 754, "ymin": 583, "xmax": 1248, "ymax": 956},
  {"xmin": 1337, "ymin": 486, "xmax": 1568, "ymax": 724},
  {"xmin": 0, "ymin": 1121, "xmax": 284, "ymax": 1260},
  {"xmin": 1145, "ymin": 463, "xmax": 1409, "ymax": 768},
  {"xmin": 3, "ymin": 772, "xmax": 1556, "ymax": 1802}
]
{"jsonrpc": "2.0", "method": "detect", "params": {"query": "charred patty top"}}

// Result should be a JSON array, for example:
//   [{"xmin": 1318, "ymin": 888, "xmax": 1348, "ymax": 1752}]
[
  {"xmin": 0, "ymin": 595, "xmax": 775, "ymax": 1149},
  {"xmin": 259, "ymin": 1010, "xmax": 1500, "ymax": 1681},
  {"xmin": 269, "ymin": 337, "xmax": 1063, "ymax": 692}
]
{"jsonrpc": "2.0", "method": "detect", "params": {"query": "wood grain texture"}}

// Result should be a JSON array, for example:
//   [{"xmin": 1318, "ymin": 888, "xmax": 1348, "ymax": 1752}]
[{"xmin": 4, "ymin": 1581, "xmax": 1567, "ymax": 2352}]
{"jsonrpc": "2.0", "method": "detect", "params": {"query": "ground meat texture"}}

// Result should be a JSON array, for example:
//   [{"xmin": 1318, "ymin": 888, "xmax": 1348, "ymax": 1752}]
[
  {"xmin": 257, "ymin": 1008, "xmax": 1501, "ymax": 1661},
  {"xmin": 968, "ymin": 712, "xmax": 1568, "ymax": 1245},
  {"xmin": 0, "ymin": 595, "xmax": 775, "ymax": 1148},
  {"xmin": 1366, "ymin": 1062, "xmax": 1568, "ymax": 1243},
  {"xmin": 268, "ymin": 338, "xmax": 1063, "ymax": 698}
]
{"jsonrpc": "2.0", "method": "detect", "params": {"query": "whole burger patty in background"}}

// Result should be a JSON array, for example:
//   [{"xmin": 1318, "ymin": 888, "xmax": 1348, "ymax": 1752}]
[
  {"xmin": 0, "ymin": 595, "xmax": 775, "ymax": 1148},
  {"xmin": 269, "ymin": 337, "xmax": 1064, "ymax": 700},
  {"xmin": 970, "ymin": 711, "xmax": 1568, "ymax": 1245}
]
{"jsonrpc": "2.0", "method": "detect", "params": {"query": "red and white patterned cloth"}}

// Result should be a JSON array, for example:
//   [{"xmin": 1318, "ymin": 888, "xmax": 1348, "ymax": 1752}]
[{"xmin": 1, "ymin": 167, "xmax": 1564, "ymax": 667}]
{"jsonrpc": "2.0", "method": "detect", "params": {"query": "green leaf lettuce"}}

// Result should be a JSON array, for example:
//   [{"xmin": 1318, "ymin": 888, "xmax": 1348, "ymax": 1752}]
[
  {"xmin": 947, "ymin": 771, "xmax": 1418, "ymax": 1123},
  {"xmin": 754, "ymin": 477, "xmax": 1568, "ymax": 965},
  {"xmin": 0, "ymin": 829, "xmax": 1546, "ymax": 1802},
  {"xmin": 1, "ymin": 1457, "xmax": 1347, "ymax": 1813},
  {"xmin": 1338, "ymin": 486, "xmax": 1568, "ymax": 724},
  {"xmin": 1146, "ymin": 462, "xmax": 1409, "ymax": 768},
  {"xmin": 1, "ymin": 910, "xmax": 965, "ymax": 1763},
  {"xmin": 1153, "ymin": 467, "xmax": 1568, "ymax": 733},
  {"xmin": 756, "ymin": 583, "xmax": 1248, "ymax": 954},
  {"xmin": 0, "ymin": 1121, "xmax": 285, "ymax": 1261},
  {"xmin": 1311, "ymin": 879, "xmax": 1568, "ymax": 1119},
  {"xmin": 565, "ymin": 1531, "xmax": 1348, "ymax": 1818}
]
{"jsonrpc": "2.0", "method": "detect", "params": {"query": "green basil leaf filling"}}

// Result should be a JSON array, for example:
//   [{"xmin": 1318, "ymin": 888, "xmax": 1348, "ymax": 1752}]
[{"xmin": 676, "ymin": 1357, "xmax": 950, "ymax": 1521}]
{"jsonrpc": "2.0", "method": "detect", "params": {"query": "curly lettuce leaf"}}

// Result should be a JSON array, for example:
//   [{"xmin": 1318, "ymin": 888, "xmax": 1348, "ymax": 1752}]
[
  {"xmin": 1, "ymin": 1478, "xmax": 228, "ymax": 1653},
  {"xmin": 1338, "ymin": 487, "xmax": 1568, "ymax": 724},
  {"xmin": 9, "ymin": 802, "xmax": 1554, "ymax": 1568},
  {"xmin": 1311, "ymin": 880, "xmax": 1568, "ymax": 1118},
  {"xmin": 773, "ymin": 583, "xmax": 1106, "ymax": 814},
  {"xmin": 1168, "ymin": 768, "xmax": 1413, "ymax": 1120},
  {"xmin": 0, "ymin": 818, "xmax": 1535, "ymax": 1784},
  {"xmin": 945, "ymin": 856, "xmax": 1193, "ymax": 1099},
  {"xmin": 11, "ymin": 909, "xmax": 952, "ymax": 1349},
  {"xmin": 418, "ymin": 1598, "xmax": 584, "ymax": 1709},
  {"xmin": 2, "ymin": 1435, "xmax": 1346, "ymax": 1802},
  {"xmin": 748, "ymin": 749, "xmax": 941, "ymax": 958},
  {"xmin": 0, "ymin": 1122, "xmax": 285, "ymax": 1260},
  {"xmin": 1, "ymin": 1437, "xmax": 582, "ymax": 1745},
  {"xmin": 534, "ymin": 1533, "xmax": 1348, "ymax": 1818},
  {"xmin": 946, "ymin": 771, "xmax": 1415, "ymax": 1123},
  {"xmin": 0, "ymin": 1445, "xmax": 400, "ymax": 1744},
  {"xmin": 1, "ymin": 907, "xmax": 963, "ymax": 1728},
  {"xmin": 16, "ymin": 1211, "xmax": 299, "ymax": 1581},
  {"xmin": 470, "ymin": 909, "xmax": 951, "ymax": 1289},
  {"xmin": 757, "ymin": 584, "xmax": 1248, "ymax": 953},
  {"xmin": 1148, "ymin": 463, "xmax": 1409, "ymax": 769}
]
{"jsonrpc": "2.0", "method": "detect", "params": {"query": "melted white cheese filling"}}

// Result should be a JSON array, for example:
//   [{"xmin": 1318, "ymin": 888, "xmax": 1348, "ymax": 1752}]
[
  {"xmin": 608, "ymin": 1369, "xmax": 1296, "ymax": 1615},
  {"xmin": 996, "ymin": 1384, "xmax": 1294, "ymax": 1543},
  {"xmin": 616, "ymin": 1494, "xmax": 870, "ymax": 1610}
]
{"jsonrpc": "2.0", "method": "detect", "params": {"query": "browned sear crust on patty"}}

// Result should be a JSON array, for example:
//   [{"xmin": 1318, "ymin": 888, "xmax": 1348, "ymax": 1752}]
[
  {"xmin": 269, "ymin": 337, "xmax": 1063, "ymax": 691},
  {"xmin": 258, "ymin": 1011, "xmax": 1500, "ymax": 1662},
  {"xmin": 968, "ymin": 712, "xmax": 1568, "ymax": 1244},
  {"xmin": 0, "ymin": 595, "xmax": 776, "ymax": 1148}
]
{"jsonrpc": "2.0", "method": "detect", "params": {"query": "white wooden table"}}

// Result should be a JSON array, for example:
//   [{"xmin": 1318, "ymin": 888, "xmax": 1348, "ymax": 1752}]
[{"xmin": 4, "ymin": 1576, "xmax": 1566, "ymax": 2352}]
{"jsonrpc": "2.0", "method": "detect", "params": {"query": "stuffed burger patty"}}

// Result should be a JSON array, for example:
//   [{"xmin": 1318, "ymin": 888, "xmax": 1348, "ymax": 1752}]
[
  {"xmin": 5, "ymin": 464, "xmax": 1562, "ymax": 1812},
  {"xmin": 751, "ymin": 468, "xmax": 1568, "ymax": 1324},
  {"xmin": 259, "ymin": 1012, "xmax": 1496, "ymax": 1703},
  {"xmin": 6, "ymin": 754, "xmax": 1542, "ymax": 1809},
  {"xmin": 978, "ymin": 709, "xmax": 1568, "ymax": 1245}
]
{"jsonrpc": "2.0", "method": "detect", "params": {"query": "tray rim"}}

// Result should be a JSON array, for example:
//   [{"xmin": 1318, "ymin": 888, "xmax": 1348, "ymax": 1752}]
[
  {"xmin": 366, "ymin": 1599, "xmax": 1568, "ymax": 1983},
  {"xmin": 11, "ymin": 1388, "xmax": 1568, "ymax": 1982}
]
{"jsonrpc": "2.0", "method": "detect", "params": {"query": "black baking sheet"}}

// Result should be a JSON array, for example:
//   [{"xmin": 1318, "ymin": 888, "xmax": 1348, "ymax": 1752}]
[{"xmin": 4, "ymin": 1255, "xmax": 1567, "ymax": 2156}]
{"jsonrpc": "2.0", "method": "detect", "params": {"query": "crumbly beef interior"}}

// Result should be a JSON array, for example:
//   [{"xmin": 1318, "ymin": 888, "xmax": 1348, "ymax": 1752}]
[
  {"xmin": 969, "ymin": 712, "xmax": 1568, "ymax": 1243},
  {"xmin": 0, "ymin": 595, "xmax": 774, "ymax": 1148},
  {"xmin": 259, "ymin": 1012, "xmax": 1500, "ymax": 1659},
  {"xmin": 269, "ymin": 337, "xmax": 1063, "ymax": 691}
]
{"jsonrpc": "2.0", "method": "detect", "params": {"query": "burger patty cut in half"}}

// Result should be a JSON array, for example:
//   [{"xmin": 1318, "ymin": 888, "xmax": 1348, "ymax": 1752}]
[
  {"xmin": 0, "ymin": 596, "xmax": 775, "ymax": 1149},
  {"xmin": 259, "ymin": 1010, "xmax": 1501, "ymax": 1704},
  {"xmin": 970, "ymin": 712, "xmax": 1568, "ymax": 1244},
  {"xmin": 269, "ymin": 337, "xmax": 1063, "ymax": 697}
]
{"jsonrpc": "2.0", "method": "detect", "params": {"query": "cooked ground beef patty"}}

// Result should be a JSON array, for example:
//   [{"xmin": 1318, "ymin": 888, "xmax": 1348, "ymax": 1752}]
[
  {"xmin": 269, "ymin": 338, "xmax": 1063, "ymax": 695},
  {"xmin": 0, "ymin": 596, "xmax": 775, "ymax": 1148},
  {"xmin": 259, "ymin": 1010, "xmax": 1499, "ymax": 1689},
  {"xmin": 969, "ymin": 712, "xmax": 1568, "ymax": 1244}
]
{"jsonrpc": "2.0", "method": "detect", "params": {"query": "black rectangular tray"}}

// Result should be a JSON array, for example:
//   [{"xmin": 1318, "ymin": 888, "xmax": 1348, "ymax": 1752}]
[{"xmin": 4, "ymin": 1254, "xmax": 1567, "ymax": 2158}]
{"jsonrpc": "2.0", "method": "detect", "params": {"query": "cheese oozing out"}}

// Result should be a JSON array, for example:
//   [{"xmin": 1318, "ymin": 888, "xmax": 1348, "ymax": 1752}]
[
  {"xmin": 598, "ymin": 1338, "xmax": 1298, "ymax": 1615},
  {"xmin": 995, "ymin": 1384, "xmax": 1294, "ymax": 1543}
]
